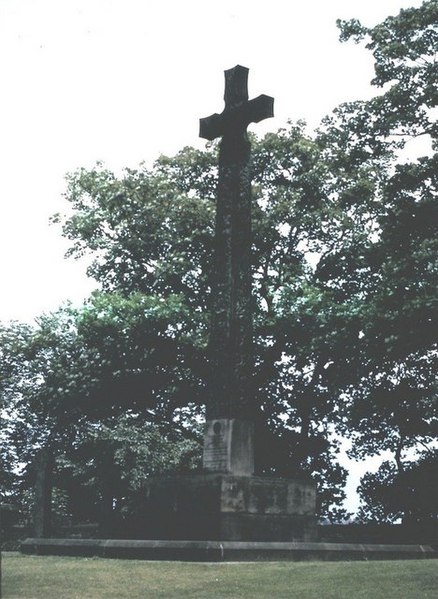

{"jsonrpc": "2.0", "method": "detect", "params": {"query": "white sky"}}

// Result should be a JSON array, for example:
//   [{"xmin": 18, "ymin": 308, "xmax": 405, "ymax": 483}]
[{"xmin": 0, "ymin": 0, "xmax": 424, "ymax": 514}]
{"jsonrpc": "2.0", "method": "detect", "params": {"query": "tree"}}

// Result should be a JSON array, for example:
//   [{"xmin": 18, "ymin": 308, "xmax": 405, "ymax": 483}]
[
  {"xmin": 337, "ymin": 0, "xmax": 437, "ymax": 144},
  {"xmin": 0, "ymin": 294, "xmax": 204, "ymax": 527},
  {"xmin": 357, "ymin": 450, "xmax": 438, "ymax": 523},
  {"xmin": 54, "ymin": 415, "xmax": 201, "ymax": 531},
  {"xmin": 333, "ymin": 1, "xmax": 437, "ymax": 510},
  {"xmin": 0, "ymin": 314, "xmax": 84, "ymax": 529}
]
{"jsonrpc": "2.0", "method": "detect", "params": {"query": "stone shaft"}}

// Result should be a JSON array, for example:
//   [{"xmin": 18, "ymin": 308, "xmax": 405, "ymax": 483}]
[
  {"xmin": 33, "ymin": 447, "xmax": 53, "ymax": 538},
  {"xmin": 200, "ymin": 65, "xmax": 273, "ymax": 422},
  {"xmin": 209, "ymin": 131, "xmax": 253, "ymax": 420}
]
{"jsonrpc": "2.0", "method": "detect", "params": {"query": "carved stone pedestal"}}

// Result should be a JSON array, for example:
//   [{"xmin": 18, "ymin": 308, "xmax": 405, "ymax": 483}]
[{"xmin": 136, "ymin": 473, "xmax": 317, "ymax": 542}]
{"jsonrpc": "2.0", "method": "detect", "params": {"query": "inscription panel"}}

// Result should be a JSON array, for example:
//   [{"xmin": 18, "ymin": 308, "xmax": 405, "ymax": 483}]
[{"xmin": 203, "ymin": 419, "xmax": 231, "ymax": 472}]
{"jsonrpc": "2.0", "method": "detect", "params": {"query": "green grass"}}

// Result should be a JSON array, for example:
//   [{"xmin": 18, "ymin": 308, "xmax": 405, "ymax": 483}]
[{"xmin": 1, "ymin": 552, "xmax": 437, "ymax": 599}]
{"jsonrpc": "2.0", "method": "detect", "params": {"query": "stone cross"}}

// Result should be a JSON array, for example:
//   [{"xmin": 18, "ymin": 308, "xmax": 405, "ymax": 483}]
[{"xmin": 200, "ymin": 65, "xmax": 273, "ymax": 475}]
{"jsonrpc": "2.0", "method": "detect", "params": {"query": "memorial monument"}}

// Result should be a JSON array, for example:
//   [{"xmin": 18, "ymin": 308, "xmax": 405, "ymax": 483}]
[
  {"xmin": 21, "ymin": 66, "xmax": 436, "ymax": 561},
  {"xmin": 140, "ymin": 66, "xmax": 317, "ymax": 542}
]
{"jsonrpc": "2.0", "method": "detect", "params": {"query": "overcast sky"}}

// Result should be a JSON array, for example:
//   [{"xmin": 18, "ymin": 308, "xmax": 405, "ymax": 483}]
[{"xmin": 0, "ymin": 0, "xmax": 424, "ymax": 512}]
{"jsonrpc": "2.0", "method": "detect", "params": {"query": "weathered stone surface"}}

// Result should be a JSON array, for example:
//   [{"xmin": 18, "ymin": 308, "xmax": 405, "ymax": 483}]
[
  {"xmin": 21, "ymin": 538, "xmax": 437, "ymax": 561},
  {"xmin": 202, "ymin": 419, "xmax": 254, "ymax": 475},
  {"xmin": 32, "ymin": 448, "xmax": 53, "ymax": 538},
  {"xmin": 319, "ymin": 522, "xmax": 438, "ymax": 548},
  {"xmin": 136, "ymin": 473, "xmax": 317, "ymax": 542}
]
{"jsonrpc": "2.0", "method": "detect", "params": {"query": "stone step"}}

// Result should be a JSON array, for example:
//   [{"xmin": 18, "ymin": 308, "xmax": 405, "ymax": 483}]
[{"xmin": 21, "ymin": 538, "xmax": 437, "ymax": 561}]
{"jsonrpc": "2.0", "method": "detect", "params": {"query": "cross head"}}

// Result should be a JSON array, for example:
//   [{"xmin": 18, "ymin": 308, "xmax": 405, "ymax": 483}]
[{"xmin": 199, "ymin": 65, "xmax": 274, "ymax": 141}]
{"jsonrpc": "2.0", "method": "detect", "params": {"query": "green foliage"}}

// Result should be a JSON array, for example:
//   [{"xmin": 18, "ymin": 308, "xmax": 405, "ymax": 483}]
[
  {"xmin": 358, "ymin": 451, "xmax": 438, "ymax": 523},
  {"xmin": 0, "ymin": 294, "xmax": 205, "ymax": 523},
  {"xmin": 333, "ymin": 2, "xmax": 438, "ymax": 522},
  {"xmin": 0, "ymin": 312, "xmax": 90, "ymax": 457},
  {"xmin": 53, "ymin": 159, "xmax": 215, "ymax": 300},
  {"xmin": 337, "ymin": 0, "xmax": 437, "ymax": 143},
  {"xmin": 75, "ymin": 291, "xmax": 207, "ymax": 421},
  {"xmin": 333, "ymin": 3, "xmax": 438, "ymax": 480},
  {"xmin": 53, "ymin": 416, "xmax": 201, "ymax": 525}
]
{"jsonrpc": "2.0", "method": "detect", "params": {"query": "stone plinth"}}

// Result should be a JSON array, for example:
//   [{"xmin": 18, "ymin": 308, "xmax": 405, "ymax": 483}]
[
  {"xmin": 135, "ymin": 473, "xmax": 317, "ymax": 542},
  {"xmin": 21, "ymin": 538, "xmax": 437, "ymax": 561}
]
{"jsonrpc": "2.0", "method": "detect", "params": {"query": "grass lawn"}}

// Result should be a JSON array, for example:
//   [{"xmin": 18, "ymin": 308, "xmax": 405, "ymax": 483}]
[{"xmin": 1, "ymin": 552, "xmax": 437, "ymax": 599}]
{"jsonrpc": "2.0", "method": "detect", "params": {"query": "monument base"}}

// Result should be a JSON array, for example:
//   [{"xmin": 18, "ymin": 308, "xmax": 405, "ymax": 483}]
[
  {"xmin": 21, "ymin": 538, "xmax": 437, "ymax": 561},
  {"xmin": 131, "ymin": 473, "xmax": 317, "ymax": 542}
]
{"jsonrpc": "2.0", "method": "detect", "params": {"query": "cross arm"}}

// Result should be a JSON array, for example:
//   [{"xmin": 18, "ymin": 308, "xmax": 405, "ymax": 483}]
[
  {"xmin": 245, "ymin": 94, "xmax": 274, "ymax": 125},
  {"xmin": 199, "ymin": 113, "xmax": 223, "ymax": 141},
  {"xmin": 199, "ymin": 94, "xmax": 274, "ymax": 141}
]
